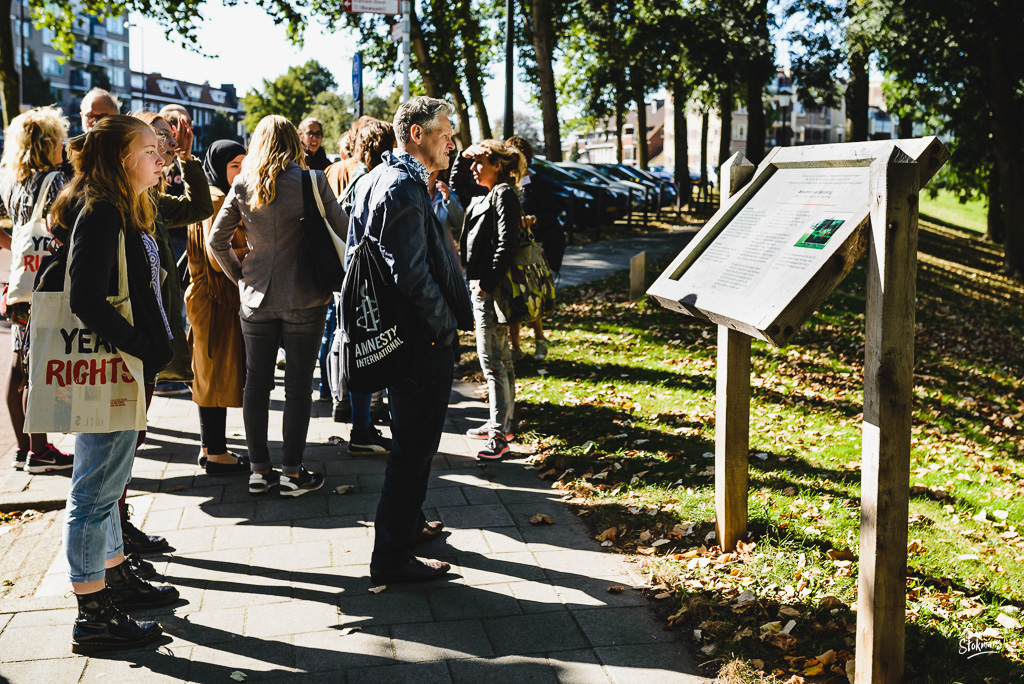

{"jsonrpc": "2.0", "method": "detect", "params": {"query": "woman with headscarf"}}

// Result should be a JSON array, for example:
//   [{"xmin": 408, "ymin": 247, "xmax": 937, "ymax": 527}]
[{"xmin": 187, "ymin": 140, "xmax": 249, "ymax": 475}]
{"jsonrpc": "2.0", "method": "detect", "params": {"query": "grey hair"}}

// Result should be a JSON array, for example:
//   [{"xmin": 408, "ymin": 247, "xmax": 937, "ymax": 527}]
[
  {"xmin": 81, "ymin": 87, "xmax": 121, "ymax": 113},
  {"xmin": 393, "ymin": 96, "xmax": 454, "ymax": 145}
]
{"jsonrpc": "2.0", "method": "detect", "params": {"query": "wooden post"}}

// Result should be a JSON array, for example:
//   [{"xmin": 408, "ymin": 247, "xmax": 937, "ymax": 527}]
[
  {"xmin": 629, "ymin": 251, "xmax": 647, "ymax": 301},
  {"xmin": 856, "ymin": 148, "xmax": 919, "ymax": 683},
  {"xmin": 714, "ymin": 152, "xmax": 756, "ymax": 551}
]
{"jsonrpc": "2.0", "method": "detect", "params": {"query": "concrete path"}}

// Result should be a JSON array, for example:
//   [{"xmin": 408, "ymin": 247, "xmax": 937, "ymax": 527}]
[{"xmin": 0, "ymin": 228, "xmax": 709, "ymax": 683}]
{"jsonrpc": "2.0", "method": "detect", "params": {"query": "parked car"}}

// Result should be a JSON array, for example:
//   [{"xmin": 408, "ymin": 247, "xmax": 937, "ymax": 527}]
[
  {"xmin": 557, "ymin": 161, "xmax": 650, "ymax": 211},
  {"xmin": 531, "ymin": 159, "xmax": 629, "ymax": 229},
  {"xmin": 595, "ymin": 163, "xmax": 678, "ymax": 208}
]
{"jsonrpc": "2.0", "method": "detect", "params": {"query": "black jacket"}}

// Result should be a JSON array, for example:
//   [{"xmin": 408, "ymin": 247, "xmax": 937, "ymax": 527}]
[
  {"xmin": 459, "ymin": 183, "xmax": 521, "ymax": 293},
  {"xmin": 347, "ymin": 151, "xmax": 473, "ymax": 346},
  {"xmin": 304, "ymin": 147, "xmax": 331, "ymax": 171},
  {"xmin": 38, "ymin": 201, "xmax": 174, "ymax": 378}
]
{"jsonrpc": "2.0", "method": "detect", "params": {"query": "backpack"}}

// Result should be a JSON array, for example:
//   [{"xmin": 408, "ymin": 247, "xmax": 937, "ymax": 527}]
[{"xmin": 340, "ymin": 230, "xmax": 422, "ymax": 394}]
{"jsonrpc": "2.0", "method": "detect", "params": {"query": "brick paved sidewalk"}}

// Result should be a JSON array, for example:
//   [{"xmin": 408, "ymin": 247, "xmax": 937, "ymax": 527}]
[{"xmin": 0, "ymin": 228, "xmax": 709, "ymax": 682}]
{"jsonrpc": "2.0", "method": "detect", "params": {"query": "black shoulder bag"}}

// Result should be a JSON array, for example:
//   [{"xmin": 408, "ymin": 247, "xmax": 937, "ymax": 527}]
[{"xmin": 300, "ymin": 170, "xmax": 345, "ymax": 291}]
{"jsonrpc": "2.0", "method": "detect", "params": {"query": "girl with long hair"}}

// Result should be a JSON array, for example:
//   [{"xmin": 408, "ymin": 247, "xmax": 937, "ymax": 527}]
[
  {"xmin": 0, "ymin": 106, "xmax": 74, "ymax": 473},
  {"xmin": 459, "ymin": 140, "xmax": 527, "ymax": 461},
  {"xmin": 188, "ymin": 140, "xmax": 249, "ymax": 475},
  {"xmin": 43, "ymin": 115, "xmax": 179, "ymax": 653},
  {"xmin": 208, "ymin": 115, "xmax": 347, "ymax": 497}
]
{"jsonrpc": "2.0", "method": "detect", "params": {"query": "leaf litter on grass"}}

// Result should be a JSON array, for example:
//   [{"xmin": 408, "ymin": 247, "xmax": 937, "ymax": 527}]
[{"xmin": 510, "ymin": 216, "xmax": 1024, "ymax": 683}]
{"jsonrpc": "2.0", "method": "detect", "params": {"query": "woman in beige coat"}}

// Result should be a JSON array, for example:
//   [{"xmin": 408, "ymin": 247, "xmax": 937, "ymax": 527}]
[{"xmin": 187, "ymin": 140, "xmax": 248, "ymax": 475}]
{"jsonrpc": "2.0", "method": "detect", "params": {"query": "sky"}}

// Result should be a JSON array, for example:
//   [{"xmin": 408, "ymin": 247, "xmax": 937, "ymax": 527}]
[{"xmin": 127, "ymin": 4, "xmax": 538, "ymax": 125}]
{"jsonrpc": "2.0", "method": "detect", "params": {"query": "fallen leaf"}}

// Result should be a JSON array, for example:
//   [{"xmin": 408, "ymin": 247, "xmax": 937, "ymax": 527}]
[
  {"xmin": 819, "ymin": 595, "xmax": 847, "ymax": 611},
  {"xmin": 607, "ymin": 585, "xmax": 625, "ymax": 594},
  {"xmin": 973, "ymin": 510, "xmax": 989, "ymax": 523},
  {"xmin": 230, "ymin": 672, "xmax": 248, "ymax": 682},
  {"xmin": 982, "ymin": 627, "xmax": 1002, "ymax": 638},
  {"xmin": 529, "ymin": 514, "xmax": 556, "ymax": 525},
  {"xmin": 782, "ymin": 486, "xmax": 798, "ymax": 495},
  {"xmin": 760, "ymin": 621, "xmax": 782, "ymax": 635},
  {"xmin": 766, "ymin": 632, "xmax": 798, "ymax": 652},
  {"xmin": 652, "ymin": 539, "xmax": 671, "ymax": 547},
  {"xmin": 992, "ymin": 510, "xmax": 1009, "ymax": 521},
  {"xmin": 957, "ymin": 554, "xmax": 980, "ymax": 561},
  {"xmin": 701, "ymin": 643, "xmax": 717, "ymax": 656},
  {"xmin": 827, "ymin": 548, "xmax": 857, "ymax": 561},
  {"xmin": 907, "ymin": 538, "xmax": 925, "ymax": 554},
  {"xmin": 338, "ymin": 627, "xmax": 361, "ymax": 636},
  {"xmin": 802, "ymin": 663, "xmax": 824, "ymax": 676},
  {"xmin": 778, "ymin": 606, "xmax": 801, "ymax": 618},
  {"xmin": 335, "ymin": 485, "xmax": 355, "ymax": 495},
  {"xmin": 637, "ymin": 546, "xmax": 656, "ymax": 555},
  {"xmin": 639, "ymin": 530, "xmax": 653, "ymax": 542},
  {"xmin": 368, "ymin": 585, "xmax": 386, "ymax": 594},
  {"xmin": 751, "ymin": 658, "xmax": 765, "ymax": 669},
  {"xmin": 539, "ymin": 468, "xmax": 560, "ymax": 480},
  {"xmin": 817, "ymin": 649, "xmax": 836, "ymax": 666},
  {"xmin": 597, "ymin": 526, "xmax": 619, "ymax": 542},
  {"xmin": 655, "ymin": 592, "xmax": 673, "ymax": 600},
  {"xmin": 996, "ymin": 613, "xmax": 1021, "ymax": 630}
]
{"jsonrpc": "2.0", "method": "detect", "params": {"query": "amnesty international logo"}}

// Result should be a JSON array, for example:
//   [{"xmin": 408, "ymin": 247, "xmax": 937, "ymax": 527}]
[{"xmin": 356, "ymin": 282, "xmax": 380, "ymax": 333}]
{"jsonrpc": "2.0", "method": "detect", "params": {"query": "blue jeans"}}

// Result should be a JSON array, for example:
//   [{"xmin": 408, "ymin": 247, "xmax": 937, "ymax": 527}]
[
  {"xmin": 371, "ymin": 343, "xmax": 454, "ymax": 571},
  {"xmin": 64, "ymin": 430, "xmax": 138, "ymax": 583},
  {"xmin": 350, "ymin": 392, "xmax": 372, "ymax": 430},
  {"xmin": 318, "ymin": 303, "xmax": 337, "ymax": 398},
  {"xmin": 471, "ymin": 286, "xmax": 515, "ymax": 435},
  {"xmin": 240, "ymin": 304, "xmax": 328, "ymax": 475}
]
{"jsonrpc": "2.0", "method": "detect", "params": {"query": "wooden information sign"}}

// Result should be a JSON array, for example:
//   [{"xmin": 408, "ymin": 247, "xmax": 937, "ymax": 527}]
[{"xmin": 648, "ymin": 138, "xmax": 949, "ymax": 684}]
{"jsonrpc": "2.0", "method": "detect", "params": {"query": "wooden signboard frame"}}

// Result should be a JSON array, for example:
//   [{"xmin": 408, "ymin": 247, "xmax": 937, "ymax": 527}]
[{"xmin": 647, "ymin": 138, "xmax": 949, "ymax": 684}]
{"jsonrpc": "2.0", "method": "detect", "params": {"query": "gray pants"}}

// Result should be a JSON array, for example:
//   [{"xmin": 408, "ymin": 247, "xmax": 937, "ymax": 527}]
[{"xmin": 471, "ymin": 285, "xmax": 515, "ymax": 435}]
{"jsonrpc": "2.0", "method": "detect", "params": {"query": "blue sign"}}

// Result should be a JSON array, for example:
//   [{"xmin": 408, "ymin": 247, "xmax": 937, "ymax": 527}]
[{"xmin": 352, "ymin": 52, "xmax": 363, "ymax": 98}]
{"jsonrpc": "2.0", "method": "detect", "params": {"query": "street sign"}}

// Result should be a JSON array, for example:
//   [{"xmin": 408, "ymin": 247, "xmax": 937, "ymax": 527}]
[
  {"xmin": 353, "ymin": 52, "xmax": 363, "ymax": 119},
  {"xmin": 342, "ymin": 0, "xmax": 400, "ymax": 14},
  {"xmin": 352, "ymin": 52, "xmax": 362, "ymax": 99},
  {"xmin": 391, "ymin": 21, "xmax": 403, "ymax": 44}
]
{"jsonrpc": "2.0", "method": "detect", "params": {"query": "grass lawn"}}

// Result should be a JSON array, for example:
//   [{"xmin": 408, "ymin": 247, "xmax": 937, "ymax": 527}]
[
  {"xmin": 481, "ymin": 214, "xmax": 1023, "ymax": 682},
  {"xmin": 920, "ymin": 190, "xmax": 988, "ymax": 235}
]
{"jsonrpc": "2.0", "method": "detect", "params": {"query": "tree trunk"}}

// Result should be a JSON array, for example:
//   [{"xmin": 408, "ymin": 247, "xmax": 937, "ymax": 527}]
[
  {"xmin": 700, "ymin": 111, "xmax": 709, "ymax": 190},
  {"xmin": 450, "ymin": 85, "xmax": 473, "ymax": 149},
  {"xmin": 410, "ymin": 11, "xmax": 440, "ymax": 98},
  {"xmin": 988, "ymin": 40, "xmax": 1024, "ymax": 277},
  {"xmin": 745, "ymin": 73, "xmax": 765, "ymax": 164},
  {"xmin": 633, "ymin": 69, "xmax": 648, "ymax": 169},
  {"xmin": 718, "ymin": 85, "xmax": 733, "ymax": 168},
  {"xmin": 0, "ymin": 0, "xmax": 19, "ymax": 128},
  {"xmin": 846, "ymin": 44, "xmax": 869, "ymax": 142},
  {"xmin": 615, "ymin": 87, "xmax": 625, "ymax": 163},
  {"xmin": 987, "ymin": 160, "xmax": 1004, "ymax": 244},
  {"xmin": 897, "ymin": 110, "xmax": 913, "ymax": 139},
  {"xmin": 672, "ymin": 79, "xmax": 689, "ymax": 209},
  {"xmin": 529, "ymin": 0, "xmax": 562, "ymax": 160},
  {"xmin": 457, "ymin": 0, "xmax": 491, "ymax": 141}
]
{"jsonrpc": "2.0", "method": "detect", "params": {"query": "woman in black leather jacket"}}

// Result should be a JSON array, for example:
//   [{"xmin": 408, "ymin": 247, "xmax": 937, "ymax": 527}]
[
  {"xmin": 43, "ymin": 116, "xmax": 179, "ymax": 654},
  {"xmin": 458, "ymin": 139, "xmax": 526, "ymax": 461}
]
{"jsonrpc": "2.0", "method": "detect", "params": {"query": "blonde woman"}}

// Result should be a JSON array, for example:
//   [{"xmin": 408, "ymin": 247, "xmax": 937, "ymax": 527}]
[
  {"xmin": 0, "ymin": 106, "xmax": 74, "ymax": 474},
  {"xmin": 208, "ymin": 115, "xmax": 347, "ymax": 497},
  {"xmin": 459, "ymin": 140, "xmax": 527, "ymax": 461}
]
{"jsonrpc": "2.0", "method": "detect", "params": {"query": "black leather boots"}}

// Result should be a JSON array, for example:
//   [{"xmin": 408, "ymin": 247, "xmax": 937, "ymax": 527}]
[
  {"xmin": 105, "ymin": 560, "xmax": 180, "ymax": 610},
  {"xmin": 71, "ymin": 588, "xmax": 162, "ymax": 655}
]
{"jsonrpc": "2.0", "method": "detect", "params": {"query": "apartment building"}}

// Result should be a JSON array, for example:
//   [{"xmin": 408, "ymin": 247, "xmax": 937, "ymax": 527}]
[
  {"xmin": 130, "ymin": 71, "xmax": 245, "ymax": 149},
  {"xmin": 10, "ymin": 2, "xmax": 132, "ymax": 134},
  {"xmin": 562, "ymin": 99, "xmax": 666, "ymax": 165}
]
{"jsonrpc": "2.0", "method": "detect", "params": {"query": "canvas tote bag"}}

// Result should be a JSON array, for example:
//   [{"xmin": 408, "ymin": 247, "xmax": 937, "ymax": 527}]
[
  {"xmin": 24, "ymin": 210, "xmax": 147, "ymax": 433},
  {"xmin": 7, "ymin": 171, "xmax": 59, "ymax": 304}
]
